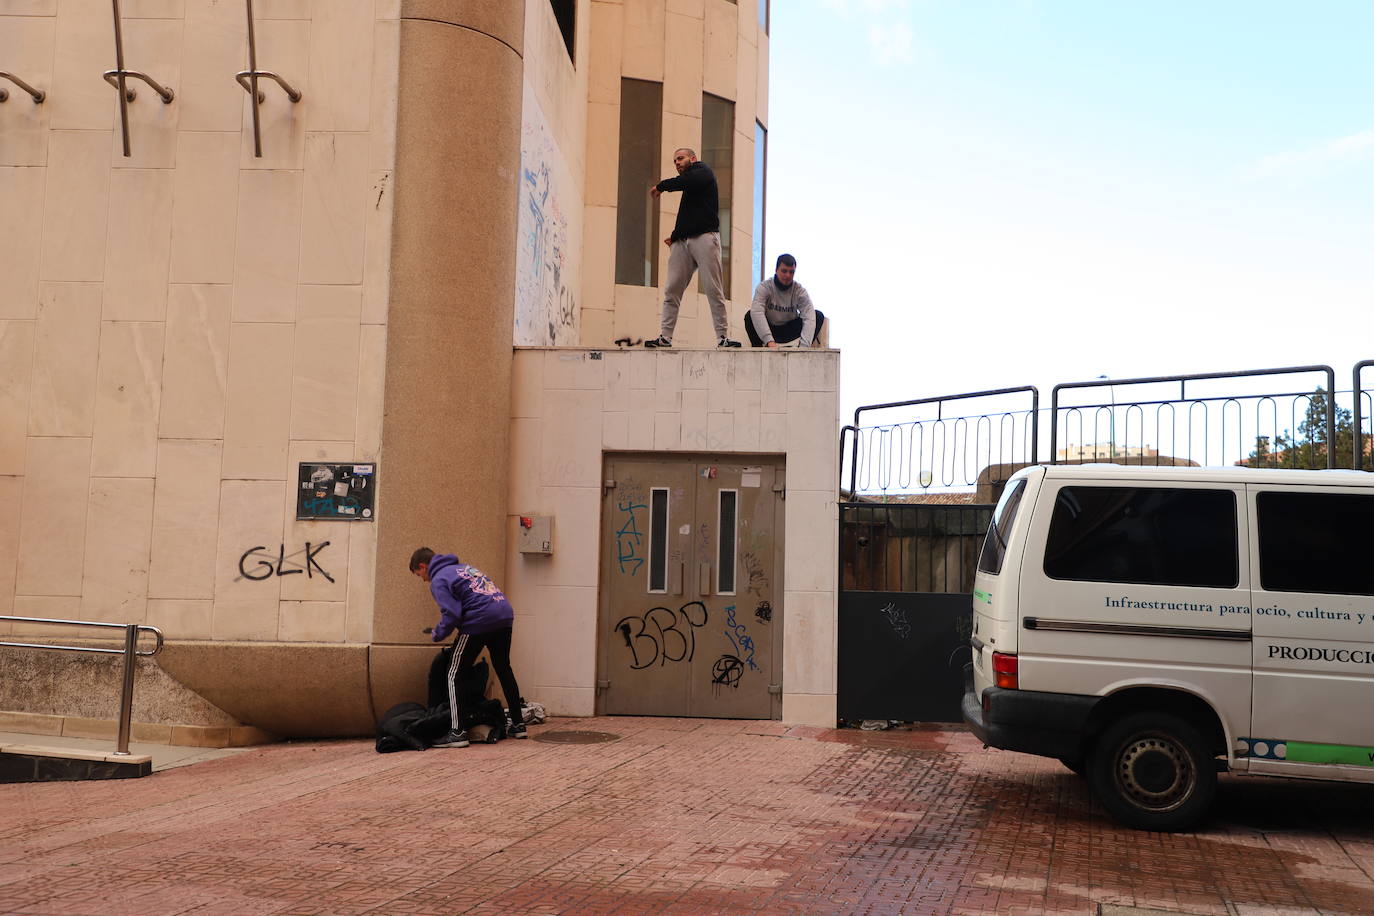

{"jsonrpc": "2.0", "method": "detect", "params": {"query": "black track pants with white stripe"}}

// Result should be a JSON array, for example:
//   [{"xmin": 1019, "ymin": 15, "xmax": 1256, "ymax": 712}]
[{"xmin": 447, "ymin": 627, "xmax": 522, "ymax": 728}]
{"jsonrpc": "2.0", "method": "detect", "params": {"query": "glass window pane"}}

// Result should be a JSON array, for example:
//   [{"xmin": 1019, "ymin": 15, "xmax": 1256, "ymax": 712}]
[
  {"xmin": 649, "ymin": 488, "xmax": 669, "ymax": 592},
  {"xmin": 759, "ymin": 0, "xmax": 769, "ymax": 32},
  {"xmin": 548, "ymin": 0, "xmax": 575, "ymax": 60},
  {"xmin": 1044, "ymin": 487, "xmax": 1238, "ymax": 588},
  {"xmin": 616, "ymin": 80, "xmax": 662, "ymax": 286},
  {"xmin": 1258, "ymin": 491, "xmax": 1374, "ymax": 595},
  {"xmin": 977, "ymin": 479, "xmax": 1026, "ymax": 575},
  {"xmin": 701, "ymin": 93, "xmax": 734, "ymax": 294},
  {"xmin": 753, "ymin": 122, "xmax": 766, "ymax": 284},
  {"xmin": 718, "ymin": 490, "xmax": 738, "ymax": 594}
]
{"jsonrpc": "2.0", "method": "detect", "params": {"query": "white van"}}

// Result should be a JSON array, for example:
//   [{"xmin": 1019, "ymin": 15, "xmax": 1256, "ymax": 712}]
[{"xmin": 963, "ymin": 464, "xmax": 1374, "ymax": 831}]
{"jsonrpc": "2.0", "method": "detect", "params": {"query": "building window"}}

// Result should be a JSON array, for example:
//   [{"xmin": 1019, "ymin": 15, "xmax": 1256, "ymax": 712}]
[
  {"xmin": 1043, "ymin": 487, "xmax": 1238, "ymax": 588},
  {"xmin": 701, "ymin": 93, "xmax": 735, "ymax": 293},
  {"xmin": 753, "ymin": 121, "xmax": 767, "ymax": 284},
  {"xmin": 615, "ymin": 79, "xmax": 663, "ymax": 287},
  {"xmin": 759, "ymin": 0, "xmax": 769, "ymax": 33},
  {"xmin": 549, "ymin": 0, "xmax": 575, "ymax": 61}
]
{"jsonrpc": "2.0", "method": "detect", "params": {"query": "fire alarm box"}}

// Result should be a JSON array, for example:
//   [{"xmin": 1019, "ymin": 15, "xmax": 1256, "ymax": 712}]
[{"xmin": 517, "ymin": 515, "xmax": 553, "ymax": 555}]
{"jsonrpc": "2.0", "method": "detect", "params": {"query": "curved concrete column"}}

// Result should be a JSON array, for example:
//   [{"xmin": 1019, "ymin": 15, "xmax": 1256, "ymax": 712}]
[{"xmin": 370, "ymin": 6, "xmax": 526, "ymax": 710}]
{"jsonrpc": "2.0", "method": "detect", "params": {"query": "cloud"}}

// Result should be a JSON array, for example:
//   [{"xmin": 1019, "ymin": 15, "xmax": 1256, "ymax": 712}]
[
  {"xmin": 817, "ymin": 0, "xmax": 914, "ymax": 14},
  {"xmin": 1245, "ymin": 129, "xmax": 1374, "ymax": 179},
  {"xmin": 869, "ymin": 21, "xmax": 916, "ymax": 66},
  {"xmin": 814, "ymin": 0, "xmax": 918, "ymax": 66}
]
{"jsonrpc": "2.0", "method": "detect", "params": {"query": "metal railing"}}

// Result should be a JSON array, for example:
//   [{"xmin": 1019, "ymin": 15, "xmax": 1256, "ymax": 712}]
[
  {"xmin": 842, "ymin": 386, "xmax": 1040, "ymax": 497},
  {"xmin": 1353, "ymin": 360, "xmax": 1374, "ymax": 471},
  {"xmin": 0, "ymin": 617, "xmax": 164, "ymax": 756},
  {"xmin": 236, "ymin": 0, "xmax": 303, "ymax": 158},
  {"xmin": 1050, "ymin": 365, "xmax": 1338, "ymax": 470},
  {"xmin": 105, "ymin": 0, "xmax": 175, "ymax": 158},
  {"xmin": 839, "ymin": 363, "xmax": 1362, "ymax": 498}
]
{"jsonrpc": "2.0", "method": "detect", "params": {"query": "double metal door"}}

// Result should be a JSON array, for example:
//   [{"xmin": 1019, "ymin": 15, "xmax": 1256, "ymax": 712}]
[{"xmin": 598, "ymin": 455, "xmax": 784, "ymax": 719}]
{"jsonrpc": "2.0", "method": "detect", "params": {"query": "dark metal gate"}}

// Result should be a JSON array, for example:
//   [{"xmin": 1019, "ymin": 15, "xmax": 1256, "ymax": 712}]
[{"xmin": 837, "ymin": 501, "xmax": 991, "ymax": 723}]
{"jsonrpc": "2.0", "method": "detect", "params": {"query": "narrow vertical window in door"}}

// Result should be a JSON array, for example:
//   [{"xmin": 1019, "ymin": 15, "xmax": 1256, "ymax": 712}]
[
  {"xmin": 717, "ymin": 489, "xmax": 738, "ymax": 595},
  {"xmin": 648, "ymin": 488, "xmax": 669, "ymax": 592}
]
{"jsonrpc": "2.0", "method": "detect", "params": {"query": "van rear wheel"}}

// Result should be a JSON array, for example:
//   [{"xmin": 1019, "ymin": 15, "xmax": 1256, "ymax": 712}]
[{"xmin": 1088, "ymin": 711, "xmax": 1215, "ymax": 832}]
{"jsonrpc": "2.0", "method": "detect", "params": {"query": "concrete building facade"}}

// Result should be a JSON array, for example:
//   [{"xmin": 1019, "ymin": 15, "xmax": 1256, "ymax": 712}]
[{"xmin": 0, "ymin": 0, "xmax": 841, "ymax": 741}]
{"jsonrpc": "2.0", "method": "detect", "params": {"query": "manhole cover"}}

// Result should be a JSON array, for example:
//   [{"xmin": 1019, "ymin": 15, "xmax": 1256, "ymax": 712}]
[{"xmin": 533, "ymin": 730, "xmax": 622, "ymax": 745}]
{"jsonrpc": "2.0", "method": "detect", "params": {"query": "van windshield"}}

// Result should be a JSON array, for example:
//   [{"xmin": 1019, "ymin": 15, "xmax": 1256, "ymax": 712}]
[{"xmin": 977, "ymin": 479, "xmax": 1026, "ymax": 575}]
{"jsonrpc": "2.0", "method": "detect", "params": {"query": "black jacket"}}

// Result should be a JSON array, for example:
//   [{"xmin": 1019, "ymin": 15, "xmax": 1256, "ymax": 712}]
[
  {"xmin": 375, "ymin": 702, "xmax": 450, "ymax": 752},
  {"xmin": 656, "ymin": 161, "xmax": 720, "ymax": 242}
]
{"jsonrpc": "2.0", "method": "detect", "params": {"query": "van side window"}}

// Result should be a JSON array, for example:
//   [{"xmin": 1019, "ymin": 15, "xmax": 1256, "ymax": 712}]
[
  {"xmin": 1257, "ymin": 491, "xmax": 1374, "ymax": 595},
  {"xmin": 1044, "ymin": 487, "xmax": 1237, "ymax": 588},
  {"xmin": 977, "ymin": 479, "xmax": 1026, "ymax": 575}
]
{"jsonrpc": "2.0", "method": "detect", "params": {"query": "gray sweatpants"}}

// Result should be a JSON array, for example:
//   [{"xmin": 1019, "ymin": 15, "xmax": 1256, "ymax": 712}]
[{"xmin": 660, "ymin": 232, "xmax": 729, "ymax": 341}]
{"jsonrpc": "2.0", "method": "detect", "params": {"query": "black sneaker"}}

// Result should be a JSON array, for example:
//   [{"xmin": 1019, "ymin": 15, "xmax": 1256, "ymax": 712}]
[
  {"xmin": 508, "ymin": 721, "xmax": 528, "ymax": 739},
  {"xmin": 432, "ymin": 730, "xmax": 470, "ymax": 748},
  {"xmin": 717, "ymin": 337, "xmax": 742, "ymax": 348},
  {"xmin": 645, "ymin": 336, "xmax": 672, "ymax": 348}
]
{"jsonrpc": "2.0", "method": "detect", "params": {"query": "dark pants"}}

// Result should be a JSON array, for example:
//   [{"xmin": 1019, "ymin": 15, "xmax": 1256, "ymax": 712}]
[
  {"xmin": 744, "ymin": 310, "xmax": 826, "ymax": 347},
  {"xmin": 446, "ymin": 627, "xmax": 522, "ymax": 728}
]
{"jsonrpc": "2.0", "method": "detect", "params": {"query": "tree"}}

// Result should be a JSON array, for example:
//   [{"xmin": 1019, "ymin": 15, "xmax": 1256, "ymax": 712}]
[{"xmin": 1243, "ymin": 388, "xmax": 1354, "ymax": 469}]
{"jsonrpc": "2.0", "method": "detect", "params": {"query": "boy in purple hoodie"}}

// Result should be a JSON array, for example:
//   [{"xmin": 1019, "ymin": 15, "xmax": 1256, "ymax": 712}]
[{"xmin": 409, "ymin": 547, "xmax": 528, "ymax": 747}]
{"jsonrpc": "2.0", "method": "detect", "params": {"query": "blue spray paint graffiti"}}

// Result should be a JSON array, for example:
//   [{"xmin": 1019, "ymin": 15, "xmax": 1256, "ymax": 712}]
[
  {"xmin": 616, "ymin": 499, "xmax": 646, "ymax": 576},
  {"xmin": 514, "ymin": 89, "xmax": 578, "ymax": 346},
  {"xmin": 723, "ymin": 604, "xmax": 761, "ymax": 672}
]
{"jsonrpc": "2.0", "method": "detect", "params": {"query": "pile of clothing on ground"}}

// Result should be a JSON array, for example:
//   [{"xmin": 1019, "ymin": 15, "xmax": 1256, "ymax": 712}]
[{"xmin": 374, "ymin": 648, "xmax": 546, "ymax": 752}]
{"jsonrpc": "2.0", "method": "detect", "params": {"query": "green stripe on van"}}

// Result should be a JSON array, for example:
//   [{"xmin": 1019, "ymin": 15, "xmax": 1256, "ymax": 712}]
[
  {"xmin": 973, "ymin": 589, "xmax": 991, "ymax": 604},
  {"xmin": 1285, "ymin": 741, "xmax": 1374, "ymax": 767}
]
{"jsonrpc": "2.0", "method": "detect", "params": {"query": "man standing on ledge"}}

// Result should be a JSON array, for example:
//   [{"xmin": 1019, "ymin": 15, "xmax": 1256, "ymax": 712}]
[
  {"xmin": 645, "ymin": 148, "xmax": 741, "ymax": 349},
  {"xmin": 410, "ymin": 547, "xmax": 528, "ymax": 747},
  {"xmin": 746, "ymin": 253, "xmax": 826, "ymax": 348}
]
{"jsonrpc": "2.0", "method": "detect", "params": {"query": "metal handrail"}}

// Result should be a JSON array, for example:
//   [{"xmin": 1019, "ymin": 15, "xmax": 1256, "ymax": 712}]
[
  {"xmin": 1354, "ymin": 360, "xmax": 1374, "ymax": 471},
  {"xmin": 106, "ymin": 0, "xmax": 175, "ymax": 158},
  {"xmin": 1050, "ymin": 365, "xmax": 1338, "ymax": 468},
  {"xmin": 838, "ymin": 424, "xmax": 859, "ymax": 499},
  {"xmin": 0, "ymin": 72, "xmax": 46, "ymax": 104},
  {"xmin": 236, "ymin": 0, "xmax": 303, "ymax": 158},
  {"xmin": 846, "ymin": 386, "xmax": 1039, "ymax": 495},
  {"xmin": 0, "ymin": 616, "xmax": 163, "ymax": 757}
]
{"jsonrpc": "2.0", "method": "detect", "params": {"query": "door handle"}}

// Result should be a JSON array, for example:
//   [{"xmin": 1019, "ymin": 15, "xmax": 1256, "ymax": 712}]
[
  {"xmin": 670, "ymin": 561, "xmax": 683, "ymax": 596},
  {"xmin": 698, "ymin": 563, "xmax": 712, "ymax": 596}
]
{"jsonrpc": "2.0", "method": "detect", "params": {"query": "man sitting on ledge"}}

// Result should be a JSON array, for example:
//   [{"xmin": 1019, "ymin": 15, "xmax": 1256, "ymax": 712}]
[{"xmin": 745, "ymin": 253, "xmax": 825, "ymax": 348}]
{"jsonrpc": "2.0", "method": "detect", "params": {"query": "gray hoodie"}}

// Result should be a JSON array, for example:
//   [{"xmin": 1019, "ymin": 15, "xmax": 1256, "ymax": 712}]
[{"xmin": 749, "ymin": 277, "xmax": 817, "ymax": 345}]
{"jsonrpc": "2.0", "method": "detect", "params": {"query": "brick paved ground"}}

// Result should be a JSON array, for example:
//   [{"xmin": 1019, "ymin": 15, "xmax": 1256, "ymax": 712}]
[{"xmin": 3, "ymin": 718, "xmax": 1374, "ymax": 915}]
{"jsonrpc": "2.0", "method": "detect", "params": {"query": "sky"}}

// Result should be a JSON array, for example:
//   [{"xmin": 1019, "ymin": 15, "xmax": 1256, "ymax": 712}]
[{"xmin": 764, "ymin": 0, "xmax": 1374, "ymax": 429}]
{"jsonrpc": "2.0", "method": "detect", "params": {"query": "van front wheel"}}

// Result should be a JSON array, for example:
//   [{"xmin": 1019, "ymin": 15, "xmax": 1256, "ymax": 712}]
[{"xmin": 1088, "ymin": 711, "xmax": 1215, "ymax": 832}]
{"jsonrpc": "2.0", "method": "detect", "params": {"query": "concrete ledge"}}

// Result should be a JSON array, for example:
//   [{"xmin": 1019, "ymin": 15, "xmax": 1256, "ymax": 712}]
[
  {"xmin": 0, "ymin": 743, "xmax": 152, "ymax": 764},
  {"xmin": 0, "ymin": 710, "xmax": 275, "ymax": 748},
  {"xmin": 0, "ymin": 746, "xmax": 152, "ymax": 783},
  {"xmin": 0, "ymin": 710, "xmax": 62, "ymax": 736}
]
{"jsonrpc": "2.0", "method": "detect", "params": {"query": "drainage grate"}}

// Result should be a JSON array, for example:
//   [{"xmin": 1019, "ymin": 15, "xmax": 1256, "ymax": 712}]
[{"xmin": 533, "ymin": 730, "xmax": 622, "ymax": 745}]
